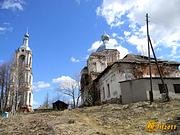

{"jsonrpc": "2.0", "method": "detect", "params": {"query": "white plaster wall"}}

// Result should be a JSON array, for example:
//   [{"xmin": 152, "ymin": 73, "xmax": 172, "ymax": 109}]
[
  {"xmin": 99, "ymin": 64, "xmax": 135, "ymax": 102},
  {"xmin": 99, "ymin": 67, "xmax": 122, "ymax": 101},
  {"xmin": 150, "ymin": 79, "xmax": 180, "ymax": 99},
  {"xmin": 26, "ymin": 91, "xmax": 33, "ymax": 106},
  {"xmin": 120, "ymin": 78, "xmax": 180, "ymax": 104}
]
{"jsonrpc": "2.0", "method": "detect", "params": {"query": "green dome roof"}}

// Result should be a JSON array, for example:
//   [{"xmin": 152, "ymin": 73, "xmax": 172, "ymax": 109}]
[{"xmin": 101, "ymin": 34, "xmax": 110, "ymax": 41}]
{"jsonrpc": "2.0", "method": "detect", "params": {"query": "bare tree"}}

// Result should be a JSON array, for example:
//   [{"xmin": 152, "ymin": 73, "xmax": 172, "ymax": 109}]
[
  {"xmin": 0, "ymin": 62, "xmax": 11, "ymax": 113},
  {"xmin": 44, "ymin": 92, "xmax": 49, "ymax": 109},
  {"xmin": 55, "ymin": 75, "xmax": 81, "ymax": 108},
  {"xmin": 38, "ymin": 92, "xmax": 51, "ymax": 109},
  {"xmin": 0, "ymin": 64, "xmax": 6, "ymax": 112},
  {"xmin": 9, "ymin": 54, "xmax": 26, "ymax": 114},
  {"xmin": 76, "ymin": 88, "xmax": 81, "ymax": 108},
  {"xmin": 4, "ymin": 63, "xmax": 11, "ymax": 111},
  {"xmin": 9, "ymin": 61, "xmax": 18, "ymax": 114},
  {"xmin": 0, "ymin": 53, "xmax": 27, "ymax": 114}
]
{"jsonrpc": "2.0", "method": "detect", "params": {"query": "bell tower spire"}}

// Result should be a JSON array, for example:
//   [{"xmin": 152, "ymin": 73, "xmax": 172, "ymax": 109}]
[
  {"xmin": 21, "ymin": 30, "xmax": 31, "ymax": 50},
  {"xmin": 23, "ymin": 32, "xmax": 29, "ymax": 47}
]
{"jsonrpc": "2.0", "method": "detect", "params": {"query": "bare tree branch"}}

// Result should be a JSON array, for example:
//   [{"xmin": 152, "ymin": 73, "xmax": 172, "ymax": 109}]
[{"xmin": 55, "ymin": 74, "xmax": 81, "ymax": 108}]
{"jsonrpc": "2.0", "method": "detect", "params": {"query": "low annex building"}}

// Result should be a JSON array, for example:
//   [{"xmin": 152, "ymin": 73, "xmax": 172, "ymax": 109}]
[
  {"xmin": 80, "ymin": 34, "xmax": 180, "ymax": 106},
  {"xmin": 95, "ymin": 54, "xmax": 180, "ymax": 104},
  {"xmin": 52, "ymin": 100, "xmax": 68, "ymax": 111}
]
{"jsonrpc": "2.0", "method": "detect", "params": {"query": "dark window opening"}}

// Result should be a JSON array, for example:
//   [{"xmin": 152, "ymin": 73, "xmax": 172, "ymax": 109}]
[
  {"xmin": 29, "ymin": 75, "xmax": 31, "ymax": 84},
  {"xmin": 107, "ymin": 84, "xmax": 111, "ymax": 98},
  {"xmin": 102, "ymin": 87, "xmax": 105, "ymax": 99},
  {"xmin": 173, "ymin": 84, "xmax": 180, "ymax": 93},
  {"xmin": 19, "ymin": 55, "xmax": 25, "ymax": 61},
  {"xmin": 29, "ymin": 93, "xmax": 31, "ymax": 105},
  {"xmin": 158, "ymin": 84, "xmax": 167, "ymax": 94},
  {"xmin": 29, "ymin": 57, "xmax": 31, "ymax": 67}
]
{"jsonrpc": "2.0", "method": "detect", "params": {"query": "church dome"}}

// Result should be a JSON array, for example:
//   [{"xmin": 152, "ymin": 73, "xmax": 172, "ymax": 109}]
[
  {"xmin": 101, "ymin": 34, "xmax": 110, "ymax": 42},
  {"xmin": 24, "ymin": 32, "xmax": 29, "ymax": 38},
  {"xmin": 20, "ymin": 32, "xmax": 31, "ymax": 51}
]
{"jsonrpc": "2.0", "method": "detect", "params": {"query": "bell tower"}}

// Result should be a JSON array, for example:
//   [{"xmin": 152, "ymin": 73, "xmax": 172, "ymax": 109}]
[{"xmin": 13, "ymin": 32, "xmax": 33, "ymax": 112}]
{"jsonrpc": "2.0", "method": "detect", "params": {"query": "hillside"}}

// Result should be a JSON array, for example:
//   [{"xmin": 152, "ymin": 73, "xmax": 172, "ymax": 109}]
[{"xmin": 0, "ymin": 100, "xmax": 180, "ymax": 135}]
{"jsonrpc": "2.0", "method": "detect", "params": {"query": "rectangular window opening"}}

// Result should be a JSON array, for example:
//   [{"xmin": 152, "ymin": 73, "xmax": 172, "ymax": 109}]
[
  {"xmin": 107, "ymin": 84, "xmax": 111, "ymax": 98},
  {"xmin": 29, "ymin": 93, "xmax": 31, "ymax": 105},
  {"xmin": 102, "ymin": 87, "xmax": 105, "ymax": 99},
  {"xmin": 173, "ymin": 84, "xmax": 180, "ymax": 93}
]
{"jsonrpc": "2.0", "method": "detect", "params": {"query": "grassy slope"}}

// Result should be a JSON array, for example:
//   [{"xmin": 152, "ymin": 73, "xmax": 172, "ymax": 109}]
[{"xmin": 0, "ymin": 100, "xmax": 179, "ymax": 135}]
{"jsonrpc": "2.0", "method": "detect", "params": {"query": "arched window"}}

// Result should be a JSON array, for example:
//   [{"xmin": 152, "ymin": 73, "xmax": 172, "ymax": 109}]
[
  {"xmin": 19, "ymin": 55, "xmax": 25, "ymax": 66},
  {"xmin": 29, "ymin": 75, "xmax": 31, "ymax": 84},
  {"xmin": 29, "ymin": 57, "xmax": 31, "ymax": 67}
]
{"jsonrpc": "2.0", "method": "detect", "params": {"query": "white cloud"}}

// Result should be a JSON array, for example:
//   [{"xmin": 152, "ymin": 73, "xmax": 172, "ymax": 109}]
[
  {"xmin": 96, "ymin": 0, "xmax": 128, "ymax": 27},
  {"xmin": 127, "ymin": 35, "xmax": 147, "ymax": 55},
  {"xmin": 88, "ymin": 41, "xmax": 102, "ymax": 52},
  {"xmin": 124, "ymin": 31, "xmax": 131, "ymax": 37},
  {"xmin": 112, "ymin": 33, "xmax": 117, "ymax": 38},
  {"xmin": 33, "ymin": 81, "xmax": 51, "ymax": 92},
  {"xmin": 70, "ymin": 57, "xmax": 80, "ymax": 63},
  {"xmin": 88, "ymin": 38, "xmax": 119, "ymax": 52},
  {"xmin": 52, "ymin": 75, "xmax": 78, "ymax": 90},
  {"xmin": 0, "ymin": 27, "xmax": 6, "ymax": 31},
  {"xmin": 116, "ymin": 45, "xmax": 129, "ymax": 59},
  {"xmin": 0, "ymin": 23, "xmax": 13, "ymax": 34},
  {"xmin": 88, "ymin": 38, "xmax": 129, "ymax": 58},
  {"xmin": 97, "ymin": 0, "xmax": 180, "ymax": 58},
  {"xmin": 0, "ymin": 27, "xmax": 13, "ymax": 33},
  {"xmin": 0, "ymin": 0, "xmax": 25, "ymax": 11}
]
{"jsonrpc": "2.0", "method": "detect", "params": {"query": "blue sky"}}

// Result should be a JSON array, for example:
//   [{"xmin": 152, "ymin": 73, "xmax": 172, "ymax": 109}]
[{"xmin": 0, "ymin": 0, "xmax": 180, "ymax": 108}]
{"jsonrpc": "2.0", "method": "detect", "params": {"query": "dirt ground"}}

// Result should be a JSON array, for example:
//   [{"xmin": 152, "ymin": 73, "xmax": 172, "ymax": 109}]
[{"xmin": 0, "ymin": 100, "xmax": 180, "ymax": 135}]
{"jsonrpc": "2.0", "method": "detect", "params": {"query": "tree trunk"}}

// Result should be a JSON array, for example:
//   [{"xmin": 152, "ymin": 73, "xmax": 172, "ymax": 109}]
[{"xmin": 0, "ymin": 79, "xmax": 5, "ymax": 112}]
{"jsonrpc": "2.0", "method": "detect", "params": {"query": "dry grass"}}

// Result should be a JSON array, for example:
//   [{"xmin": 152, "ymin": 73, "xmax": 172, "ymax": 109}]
[{"xmin": 0, "ymin": 100, "xmax": 179, "ymax": 135}]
